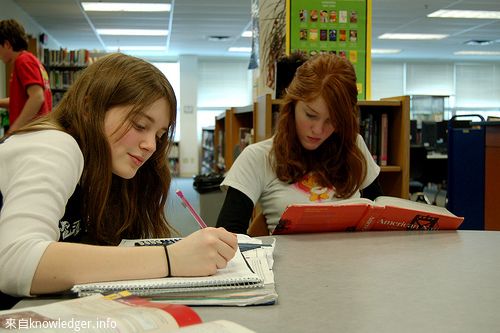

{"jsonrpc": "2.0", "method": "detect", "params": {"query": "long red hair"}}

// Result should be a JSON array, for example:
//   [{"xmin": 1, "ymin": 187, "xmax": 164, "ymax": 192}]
[{"xmin": 271, "ymin": 54, "xmax": 366, "ymax": 198}]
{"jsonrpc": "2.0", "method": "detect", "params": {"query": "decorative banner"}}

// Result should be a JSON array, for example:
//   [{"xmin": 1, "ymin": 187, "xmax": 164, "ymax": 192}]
[
  {"xmin": 248, "ymin": 0, "xmax": 260, "ymax": 70},
  {"xmin": 288, "ymin": 0, "xmax": 368, "ymax": 100}
]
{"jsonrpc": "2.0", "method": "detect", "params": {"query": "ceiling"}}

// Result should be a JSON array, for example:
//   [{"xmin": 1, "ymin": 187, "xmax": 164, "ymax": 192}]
[{"xmin": 10, "ymin": 0, "xmax": 500, "ymax": 62}]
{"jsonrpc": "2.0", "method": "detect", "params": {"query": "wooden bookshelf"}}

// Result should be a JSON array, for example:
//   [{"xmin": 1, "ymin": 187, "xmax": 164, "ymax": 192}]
[
  {"xmin": 214, "ymin": 110, "xmax": 230, "ymax": 173},
  {"xmin": 213, "ymin": 104, "xmax": 255, "ymax": 172},
  {"xmin": 168, "ymin": 141, "xmax": 180, "ymax": 177},
  {"xmin": 358, "ymin": 95, "xmax": 410, "ymax": 199},
  {"xmin": 200, "ymin": 126, "xmax": 215, "ymax": 174},
  {"xmin": 254, "ymin": 94, "xmax": 410, "ymax": 199},
  {"xmin": 255, "ymin": 94, "xmax": 282, "ymax": 142}
]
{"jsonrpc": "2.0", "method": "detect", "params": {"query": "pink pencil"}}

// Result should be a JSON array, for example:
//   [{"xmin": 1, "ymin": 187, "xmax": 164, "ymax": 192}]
[{"xmin": 175, "ymin": 189, "xmax": 208, "ymax": 229}]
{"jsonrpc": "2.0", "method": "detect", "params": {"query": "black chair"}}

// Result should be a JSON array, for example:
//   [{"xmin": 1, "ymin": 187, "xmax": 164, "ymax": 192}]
[{"xmin": 410, "ymin": 145, "xmax": 431, "ymax": 204}]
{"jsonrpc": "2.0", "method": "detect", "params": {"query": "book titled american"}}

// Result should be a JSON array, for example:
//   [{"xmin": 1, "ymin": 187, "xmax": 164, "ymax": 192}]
[{"xmin": 272, "ymin": 196, "xmax": 464, "ymax": 235}]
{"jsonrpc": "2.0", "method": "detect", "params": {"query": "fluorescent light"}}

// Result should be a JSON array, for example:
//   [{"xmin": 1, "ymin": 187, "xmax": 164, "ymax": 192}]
[
  {"xmin": 428, "ymin": 10, "xmax": 500, "ymax": 19},
  {"xmin": 228, "ymin": 47, "xmax": 251, "ymax": 52},
  {"xmin": 82, "ymin": 2, "xmax": 171, "ymax": 12},
  {"xmin": 106, "ymin": 46, "xmax": 167, "ymax": 51},
  {"xmin": 378, "ymin": 33, "xmax": 448, "ymax": 40},
  {"xmin": 241, "ymin": 30, "xmax": 253, "ymax": 37},
  {"xmin": 371, "ymin": 49, "xmax": 402, "ymax": 54},
  {"xmin": 454, "ymin": 51, "xmax": 500, "ymax": 56},
  {"xmin": 97, "ymin": 29, "xmax": 168, "ymax": 36}
]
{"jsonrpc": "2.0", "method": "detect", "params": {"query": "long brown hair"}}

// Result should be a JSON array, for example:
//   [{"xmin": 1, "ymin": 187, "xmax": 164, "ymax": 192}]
[
  {"xmin": 14, "ymin": 53, "xmax": 177, "ymax": 244},
  {"xmin": 271, "ymin": 54, "xmax": 366, "ymax": 198}
]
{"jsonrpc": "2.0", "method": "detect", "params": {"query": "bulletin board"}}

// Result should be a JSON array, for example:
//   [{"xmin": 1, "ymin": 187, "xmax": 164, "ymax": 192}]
[{"xmin": 287, "ymin": 0, "xmax": 370, "ymax": 100}]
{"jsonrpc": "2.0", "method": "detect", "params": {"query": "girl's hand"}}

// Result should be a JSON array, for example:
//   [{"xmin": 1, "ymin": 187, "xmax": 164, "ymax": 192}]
[{"xmin": 167, "ymin": 227, "xmax": 237, "ymax": 276}]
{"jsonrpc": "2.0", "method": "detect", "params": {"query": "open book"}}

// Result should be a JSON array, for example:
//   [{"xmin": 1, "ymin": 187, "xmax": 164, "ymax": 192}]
[
  {"xmin": 71, "ymin": 248, "xmax": 264, "ymax": 298},
  {"xmin": 0, "ymin": 292, "xmax": 255, "ymax": 332},
  {"xmin": 273, "ymin": 196, "xmax": 464, "ymax": 235}
]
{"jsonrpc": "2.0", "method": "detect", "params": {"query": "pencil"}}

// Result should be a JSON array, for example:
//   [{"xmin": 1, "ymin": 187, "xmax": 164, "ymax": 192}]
[{"xmin": 175, "ymin": 189, "xmax": 208, "ymax": 228}]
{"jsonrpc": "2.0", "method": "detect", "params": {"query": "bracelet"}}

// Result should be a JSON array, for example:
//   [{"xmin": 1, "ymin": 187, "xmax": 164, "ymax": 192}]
[{"xmin": 163, "ymin": 245, "xmax": 172, "ymax": 277}]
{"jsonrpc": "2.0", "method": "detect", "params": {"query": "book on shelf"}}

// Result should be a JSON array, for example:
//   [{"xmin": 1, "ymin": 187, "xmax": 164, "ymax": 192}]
[
  {"xmin": 360, "ymin": 112, "xmax": 389, "ymax": 166},
  {"xmin": 0, "ymin": 292, "xmax": 255, "ymax": 332},
  {"xmin": 273, "ymin": 196, "xmax": 464, "ymax": 235},
  {"xmin": 379, "ymin": 113, "xmax": 388, "ymax": 166}
]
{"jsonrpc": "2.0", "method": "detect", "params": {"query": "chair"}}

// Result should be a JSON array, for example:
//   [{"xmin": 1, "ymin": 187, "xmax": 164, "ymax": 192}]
[
  {"xmin": 410, "ymin": 145, "xmax": 431, "ymax": 204},
  {"xmin": 247, "ymin": 212, "xmax": 270, "ymax": 237}
]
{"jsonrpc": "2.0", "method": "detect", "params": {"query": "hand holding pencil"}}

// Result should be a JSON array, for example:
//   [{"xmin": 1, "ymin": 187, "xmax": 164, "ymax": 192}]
[
  {"xmin": 170, "ymin": 189, "xmax": 237, "ymax": 276},
  {"xmin": 168, "ymin": 227, "xmax": 237, "ymax": 276}
]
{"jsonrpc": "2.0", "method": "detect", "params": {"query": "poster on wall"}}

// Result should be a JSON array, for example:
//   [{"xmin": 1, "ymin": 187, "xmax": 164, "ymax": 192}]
[{"xmin": 288, "ymin": 0, "xmax": 368, "ymax": 100}]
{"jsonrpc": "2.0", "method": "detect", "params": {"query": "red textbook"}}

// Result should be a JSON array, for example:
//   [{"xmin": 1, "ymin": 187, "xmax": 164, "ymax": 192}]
[{"xmin": 272, "ymin": 196, "xmax": 464, "ymax": 235}]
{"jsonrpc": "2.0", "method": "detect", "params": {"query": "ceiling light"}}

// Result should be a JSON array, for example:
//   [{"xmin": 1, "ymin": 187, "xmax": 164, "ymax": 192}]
[
  {"xmin": 464, "ymin": 40, "xmax": 494, "ymax": 46},
  {"xmin": 241, "ymin": 30, "xmax": 253, "ymax": 38},
  {"xmin": 428, "ymin": 10, "xmax": 500, "ymax": 19},
  {"xmin": 106, "ymin": 46, "xmax": 167, "ymax": 51},
  {"xmin": 97, "ymin": 29, "xmax": 168, "ymax": 36},
  {"xmin": 228, "ymin": 47, "xmax": 251, "ymax": 52},
  {"xmin": 454, "ymin": 51, "xmax": 500, "ymax": 56},
  {"xmin": 207, "ymin": 36, "xmax": 231, "ymax": 42},
  {"xmin": 82, "ymin": 2, "xmax": 171, "ymax": 12},
  {"xmin": 371, "ymin": 49, "xmax": 402, "ymax": 54},
  {"xmin": 378, "ymin": 33, "xmax": 448, "ymax": 40}
]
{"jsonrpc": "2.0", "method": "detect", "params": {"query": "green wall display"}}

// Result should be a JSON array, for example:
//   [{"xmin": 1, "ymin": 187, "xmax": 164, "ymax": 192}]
[{"xmin": 288, "ymin": 0, "xmax": 368, "ymax": 99}]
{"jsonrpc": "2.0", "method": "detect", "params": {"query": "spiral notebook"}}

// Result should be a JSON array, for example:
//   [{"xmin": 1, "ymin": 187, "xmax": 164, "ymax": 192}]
[{"xmin": 71, "ymin": 248, "xmax": 264, "ymax": 297}]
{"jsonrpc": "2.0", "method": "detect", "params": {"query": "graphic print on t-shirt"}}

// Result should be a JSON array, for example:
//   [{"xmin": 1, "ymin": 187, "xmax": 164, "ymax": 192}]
[{"xmin": 293, "ymin": 173, "xmax": 334, "ymax": 202}]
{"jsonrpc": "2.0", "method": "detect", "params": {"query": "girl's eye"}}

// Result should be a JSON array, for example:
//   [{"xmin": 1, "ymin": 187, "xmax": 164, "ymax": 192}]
[
  {"xmin": 306, "ymin": 112, "xmax": 316, "ymax": 118},
  {"xmin": 133, "ymin": 122, "xmax": 146, "ymax": 131}
]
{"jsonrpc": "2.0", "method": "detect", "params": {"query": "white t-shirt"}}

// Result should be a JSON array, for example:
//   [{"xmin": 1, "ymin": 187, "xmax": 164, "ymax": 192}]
[
  {"xmin": 221, "ymin": 135, "xmax": 380, "ymax": 233},
  {"xmin": 0, "ymin": 130, "xmax": 84, "ymax": 296}
]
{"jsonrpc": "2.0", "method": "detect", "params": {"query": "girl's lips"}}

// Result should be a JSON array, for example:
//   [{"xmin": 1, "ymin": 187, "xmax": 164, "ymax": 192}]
[
  {"xmin": 129, "ymin": 154, "xmax": 144, "ymax": 166},
  {"xmin": 307, "ymin": 136, "xmax": 321, "ymax": 142}
]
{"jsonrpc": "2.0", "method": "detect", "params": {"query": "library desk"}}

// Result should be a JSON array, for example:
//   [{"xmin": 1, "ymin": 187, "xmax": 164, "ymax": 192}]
[
  {"xmin": 15, "ymin": 231, "xmax": 500, "ymax": 332},
  {"xmin": 196, "ymin": 231, "xmax": 500, "ymax": 333}
]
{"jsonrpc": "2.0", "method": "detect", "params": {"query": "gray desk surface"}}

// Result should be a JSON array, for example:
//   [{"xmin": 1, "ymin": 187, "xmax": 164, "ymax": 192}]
[
  {"xmin": 15, "ymin": 231, "xmax": 500, "ymax": 332},
  {"xmin": 197, "ymin": 231, "xmax": 500, "ymax": 333}
]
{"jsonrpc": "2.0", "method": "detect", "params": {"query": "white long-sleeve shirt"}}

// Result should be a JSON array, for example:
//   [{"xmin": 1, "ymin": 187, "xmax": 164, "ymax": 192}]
[{"xmin": 0, "ymin": 130, "xmax": 84, "ymax": 296}]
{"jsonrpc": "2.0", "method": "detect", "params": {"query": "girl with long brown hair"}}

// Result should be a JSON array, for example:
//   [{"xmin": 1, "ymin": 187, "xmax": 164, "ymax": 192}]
[
  {"xmin": 0, "ymin": 53, "xmax": 236, "ymax": 307},
  {"xmin": 217, "ymin": 54, "xmax": 381, "ymax": 234}
]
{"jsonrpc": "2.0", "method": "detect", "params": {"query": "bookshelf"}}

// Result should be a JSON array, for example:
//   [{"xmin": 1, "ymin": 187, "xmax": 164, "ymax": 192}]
[
  {"xmin": 229, "ymin": 104, "xmax": 254, "ymax": 167},
  {"xmin": 201, "ymin": 126, "xmax": 215, "ymax": 174},
  {"xmin": 254, "ymin": 94, "xmax": 410, "ymax": 199},
  {"xmin": 213, "ymin": 104, "xmax": 255, "ymax": 173},
  {"xmin": 255, "ymin": 94, "xmax": 282, "ymax": 142},
  {"xmin": 214, "ymin": 111, "xmax": 229, "ymax": 173},
  {"xmin": 41, "ymin": 48, "xmax": 91, "ymax": 106},
  {"xmin": 358, "ymin": 96, "xmax": 410, "ymax": 199},
  {"xmin": 168, "ymin": 141, "xmax": 180, "ymax": 177}
]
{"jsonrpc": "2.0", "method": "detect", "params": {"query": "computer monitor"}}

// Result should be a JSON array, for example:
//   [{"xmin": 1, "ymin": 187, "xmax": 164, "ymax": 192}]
[
  {"xmin": 410, "ymin": 120, "xmax": 418, "ymax": 145},
  {"xmin": 435, "ymin": 120, "xmax": 448, "ymax": 153},
  {"xmin": 421, "ymin": 121, "xmax": 437, "ymax": 150}
]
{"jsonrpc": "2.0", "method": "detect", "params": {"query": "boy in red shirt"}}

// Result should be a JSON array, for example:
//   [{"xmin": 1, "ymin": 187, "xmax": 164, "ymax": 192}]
[{"xmin": 0, "ymin": 19, "xmax": 52, "ymax": 134}]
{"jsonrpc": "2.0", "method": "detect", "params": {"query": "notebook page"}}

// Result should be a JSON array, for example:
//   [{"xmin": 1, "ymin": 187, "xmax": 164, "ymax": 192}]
[{"xmin": 71, "ymin": 248, "xmax": 263, "ymax": 296}]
